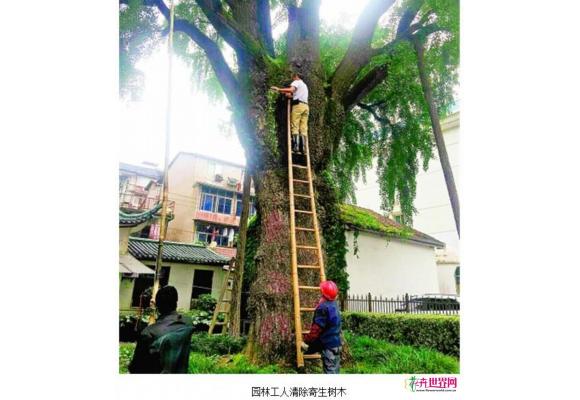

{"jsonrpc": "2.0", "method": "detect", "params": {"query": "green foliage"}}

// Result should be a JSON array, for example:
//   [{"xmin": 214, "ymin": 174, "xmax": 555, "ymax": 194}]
[
  {"xmin": 120, "ymin": 0, "xmax": 459, "ymax": 225},
  {"xmin": 188, "ymin": 353, "xmax": 289, "ymax": 374},
  {"xmin": 342, "ymin": 312, "xmax": 460, "ymax": 357},
  {"xmin": 190, "ymin": 333, "xmax": 247, "ymax": 356},
  {"xmin": 119, "ymin": 342, "xmax": 135, "ymax": 373},
  {"xmin": 339, "ymin": 204, "xmax": 413, "ymax": 238},
  {"xmin": 242, "ymin": 215, "xmax": 260, "ymax": 292},
  {"xmin": 327, "ymin": 0, "xmax": 459, "ymax": 224},
  {"xmin": 119, "ymin": 332, "xmax": 458, "ymax": 374},
  {"xmin": 342, "ymin": 331, "xmax": 459, "ymax": 374},
  {"xmin": 119, "ymin": 311, "xmax": 151, "ymax": 342},
  {"xmin": 182, "ymin": 309, "xmax": 214, "ymax": 332},
  {"xmin": 190, "ymin": 293, "xmax": 217, "ymax": 313},
  {"xmin": 318, "ymin": 171, "xmax": 350, "ymax": 295},
  {"xmin": 329, "ymin": 109, "xmax": 375, "ymax": 204},
  {"xmin": 319, "ymin": 24, "xmax": 350, "ymax": 78},
  {"xmin": 119, "ymin": 0, "xmax": 163, "ymax": 99}
]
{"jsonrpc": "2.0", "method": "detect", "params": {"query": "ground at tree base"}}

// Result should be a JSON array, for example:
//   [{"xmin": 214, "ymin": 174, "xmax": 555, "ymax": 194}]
[{"xmin": 119, "ymin": 332, "xmax": 459, "ymax": 374}]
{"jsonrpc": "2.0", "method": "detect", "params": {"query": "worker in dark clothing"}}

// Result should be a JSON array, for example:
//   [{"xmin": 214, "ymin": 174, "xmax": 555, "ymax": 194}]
[
  {"xmin": 129, "ymin": 286, "xmax": 194, "ymax": 374},
  {"xmin": 302, "ymin": 280, "xmax": 342, "ymax": 374}
]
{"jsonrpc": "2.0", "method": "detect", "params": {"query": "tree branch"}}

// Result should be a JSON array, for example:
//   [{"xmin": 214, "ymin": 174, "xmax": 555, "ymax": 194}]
[
  {"xmin": 146, "ymin": 0, "xmax": 241, "ymax": 105},
  {"xmin": 357, "ymin": 102, "xmax": 393, "ymax": 126},
  {"xmin": 257, "ymin": 0, "xmax": 275, "ymax": 57},
  {"xmin": 343, "ymin": 64, "xmax": 388, "ymax": 111},
  {"xmin": 194, "ymin": 0, "xmax": 256, "ymax": 57},
  {"xmin": 330, "ymin": 0, "xmax": 396, "ymax": 98},
  {"xmin": 341, "ymin": 2, "xmax": 424, "ymax": 110}
]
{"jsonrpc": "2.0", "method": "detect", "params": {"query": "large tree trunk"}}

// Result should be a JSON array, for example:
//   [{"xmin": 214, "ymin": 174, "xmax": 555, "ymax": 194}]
[
  {"xmin": 414, "ymin": 38, "xmax": 460, "ymax": 237},
  {"xmin": 239, "ymin": 16, "xmax": 348, "ymax": 363}
]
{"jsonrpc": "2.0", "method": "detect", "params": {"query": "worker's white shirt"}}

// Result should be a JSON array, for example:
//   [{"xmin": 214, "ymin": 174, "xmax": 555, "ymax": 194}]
[{"xmin": 291, "ymin": 79, "xmax": 308, "ymax": 103}]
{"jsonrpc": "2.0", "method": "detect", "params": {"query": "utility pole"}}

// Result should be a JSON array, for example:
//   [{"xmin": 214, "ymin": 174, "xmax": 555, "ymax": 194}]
[
  {"xmin": 230, "ymin": 169, "xmax": 252, "ymax": 336},
  {"xmin": 150, "ymin": 0, "xmax": 175, "ymax": 324}
]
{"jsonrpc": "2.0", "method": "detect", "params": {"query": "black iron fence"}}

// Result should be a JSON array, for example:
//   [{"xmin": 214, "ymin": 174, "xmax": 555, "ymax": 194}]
[{"xmin": 340, "ymin": 293, "xmax": 460, "ymax": 315}]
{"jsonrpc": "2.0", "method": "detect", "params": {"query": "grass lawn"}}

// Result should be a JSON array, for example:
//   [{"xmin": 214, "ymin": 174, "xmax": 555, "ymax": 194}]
[{"xmin": 119, "ymin": 331, "xmax": 459, "ymax": 374}]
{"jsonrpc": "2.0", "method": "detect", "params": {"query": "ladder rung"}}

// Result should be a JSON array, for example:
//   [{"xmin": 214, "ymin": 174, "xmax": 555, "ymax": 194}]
[
  {"xmin": 293, "ymin": 193, "xmax": 311, "ymax": 198},
  {"xmin": 295, "ymin": 209, "xmax": 313, "ymax": 214},
  {"xmin": 295, "ymin": 227, "xmax": 315, "ymax": 232},
  {"xmin": 293, "ymin": 179, "xmax": 309, "ymax": 184},
  {"xmin": 303, "ymin": 353, "xmax": 322, "ymax": 360},
  {"xmin": 296, "ymin": 245, "xmax": 318, "ymax": 250},
  {"xmin": 299, "ymin": 285, "xmax": 320, "ymax": 290},
  {"xmin": 292, "ymin": 164, "xmax": 308, "ymax": 169},
  {"xmin": 297, "ymin": 264, "xmax": 320, "ymax": 269},
  {"xmin": 300, "ymin": 307, "xmax": 316, "ymax": 312},
  {"xmin": 214, "ymin": 321, "xmax": 227, "ymax": 325}
]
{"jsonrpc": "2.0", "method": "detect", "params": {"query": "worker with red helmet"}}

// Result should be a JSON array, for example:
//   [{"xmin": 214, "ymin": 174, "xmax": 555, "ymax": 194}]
[{"xmin": 302, "ymin": 280, "xmax": 342, "ymax": 374}]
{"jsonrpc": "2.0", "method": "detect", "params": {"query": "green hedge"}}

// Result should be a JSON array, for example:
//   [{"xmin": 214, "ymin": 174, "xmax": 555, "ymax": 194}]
[
  {"xmin": 190, "ymin": 333, "xmax": 247, "ymax": 356},
  {"xmin": 342, "ymin": 312, "xmax": 459, "ymax": 357}
]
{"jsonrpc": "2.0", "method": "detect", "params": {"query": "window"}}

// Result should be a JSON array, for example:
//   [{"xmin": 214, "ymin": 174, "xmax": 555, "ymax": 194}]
[
  {"xmin": 191, "ymin": 269, "xmax": 214, "ymax": 299},
  {"xmin": 199, "ymin": 186, "xmax": 234, "ymax": 215},
  {"xmin": 131, "ymin": 276, "xmax": 152, "ymax": 307},
  {"xmin": 217, "ymin": 196, "xmax": 232, "ymax": 214},
  {"xmin": 130, "ymin": 267, "xmax": 170, "ymax": 307},
  {"xmin": 200, "ymin": 193, "xmax": 214, "ymax": 212},
  {"xmin": 235, "ymin": 193, "xmax": 257, "ymax": 217},
  {"xmin": 196, "ymin": 222, "xmax": 237, "ymax": 247}
]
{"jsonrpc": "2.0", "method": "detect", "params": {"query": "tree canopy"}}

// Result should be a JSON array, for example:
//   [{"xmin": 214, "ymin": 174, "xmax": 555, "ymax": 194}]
[{"xmin": 120, "ymin": 0, "xmax": 459, "ymax": 225}]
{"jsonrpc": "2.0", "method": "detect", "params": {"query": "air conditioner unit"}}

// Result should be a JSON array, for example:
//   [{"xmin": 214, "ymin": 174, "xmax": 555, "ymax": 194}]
[{"xmin": 226, "ymin": 177, "xmax": 238, "ymax": 187}]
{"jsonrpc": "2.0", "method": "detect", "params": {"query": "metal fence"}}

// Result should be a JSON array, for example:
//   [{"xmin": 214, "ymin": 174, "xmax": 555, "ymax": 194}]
[{"xmin": 340, "ymin": 293, "xmax": 459, "ymax": 315}]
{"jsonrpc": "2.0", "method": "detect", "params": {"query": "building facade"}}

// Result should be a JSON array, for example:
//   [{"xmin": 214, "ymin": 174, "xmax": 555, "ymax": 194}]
[
  {"xmin": 119, "ymin": 206, "xmax": 230, "ymax": 311},
  {"xmin": 342, "ymin": 205, "xmax": 445, "ymax": 298},
  {"xmin": 119, "ymin": 162, "xmax": 175, "ymax": 240},
  {"xmin": 164, "ymin": 152, "xmax": 255, "ymax": 258}
]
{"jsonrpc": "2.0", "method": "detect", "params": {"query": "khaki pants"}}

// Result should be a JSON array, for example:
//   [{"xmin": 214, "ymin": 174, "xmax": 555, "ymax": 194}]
[{"xmin": 291, "ymin": 102, "xmax": 309, "ymax": 136}]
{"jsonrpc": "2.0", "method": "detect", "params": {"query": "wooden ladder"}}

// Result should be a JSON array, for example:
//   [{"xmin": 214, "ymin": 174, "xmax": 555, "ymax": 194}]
[
  {"xmin": 286, "ymin": 99, "xmax": 326, "ymax": 368},
  {"xmin": 208, "ymin": 265, "xmax": 234, "ymax": 335}
]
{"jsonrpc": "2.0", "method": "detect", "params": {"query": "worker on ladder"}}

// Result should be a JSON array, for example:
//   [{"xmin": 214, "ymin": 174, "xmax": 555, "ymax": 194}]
[
  {"xmin": 301, "ymin": 281, "xmax": 342, "ymax": 374},
  {"xmin": 271, "ymin": 72, "xmax": 309, "ymax": 154}
]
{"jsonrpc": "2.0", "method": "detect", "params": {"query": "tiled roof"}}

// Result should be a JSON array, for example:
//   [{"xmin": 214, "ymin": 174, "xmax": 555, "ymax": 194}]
[
  {"xmin": 128, "ymin": 238, "xmax": 230, "ymax": 265},
  {"xmin": 340, "ymin": 204, "xmax": 445, "ymax": 249},
  {"xmin": 119, "ymin": 203, "xmax": 162, "ymax": 227}
]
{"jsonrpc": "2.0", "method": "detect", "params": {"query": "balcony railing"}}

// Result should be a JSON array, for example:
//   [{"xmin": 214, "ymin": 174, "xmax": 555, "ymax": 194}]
[{"xmin": 119, "ymin": 194, "xmax": 175, "ymax": 214}]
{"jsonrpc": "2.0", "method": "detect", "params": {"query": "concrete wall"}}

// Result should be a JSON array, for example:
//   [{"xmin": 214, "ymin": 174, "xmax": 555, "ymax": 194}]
[
  {"xmin": 412, "ymin": 112, "xmax": 460, "ymax": 261},
  {"xmin": 142, "ymin": 261, "xmax": 227, "ymax": 311},
  {"xmin": 119, "ymin": 277, "xmax": 135, "ymax": 310},
  {"xmin": 345, "ymin": 230, "xmax": 440, "ymax": 298},
  {"xmin": 166, "ymin": 154, "xmax": 198, "ymax": 243},
  {"xmin": 119, "ymin": 259, "xmax": 227, "ymax": 312},
  {"xmin": 437, "ymin": 263, "xmax": 459, "ymax": 295}
]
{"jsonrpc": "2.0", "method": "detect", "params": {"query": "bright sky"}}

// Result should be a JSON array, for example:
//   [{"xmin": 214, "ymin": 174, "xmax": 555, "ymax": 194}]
[{"xmin": 120, "ymin": 0, "xmax": 371, "ymax": 168}]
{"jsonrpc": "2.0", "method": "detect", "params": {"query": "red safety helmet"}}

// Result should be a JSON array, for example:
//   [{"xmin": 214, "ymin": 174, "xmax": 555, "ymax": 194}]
[{"xmin": 320, "ymin": 280, "xmax": 338, "ymax": 301}]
